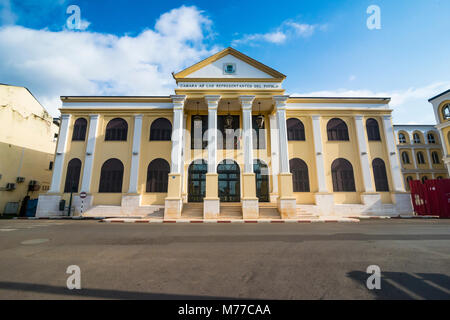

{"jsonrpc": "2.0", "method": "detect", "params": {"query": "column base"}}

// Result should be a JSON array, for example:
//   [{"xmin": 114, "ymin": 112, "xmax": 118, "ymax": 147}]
[
  {"xmin": 360, "ymin": 193, "xmax": 382, "ymax": 215},
  {"xmin": 391, "ymin": 192, "xmax": 413, "ymax": 215},
  {"xmin": 277, "ymin": 198, "xmax": 297, "ymax": 219},
  {"xmin": 269, "ymin": 193, "xmax": 279, "ymax": 203},
  {"xmin": 73, "ymin": 194, "xmax": 94, "ymax": 216},
  {"xmin": 204, "ymin": 198, "xmax": 220, "ymax": 219},
  {"xmin": 242, "ymin": 198, "xmax": 259, "ymax": 219},
  {"xmin": 36, "ymin": 194, "xmax": 64, "ymax": 217},
  {"xmin": 164, "ymin": 198, "xmax": 183, "ymax": 219},
  {"xmin": 315, "ymin": 193, "xmax": 335, "ymax": 216}
]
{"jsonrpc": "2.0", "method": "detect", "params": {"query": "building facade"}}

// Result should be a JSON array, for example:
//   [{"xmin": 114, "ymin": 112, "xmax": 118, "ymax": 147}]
[
  {"xmin": 0, "ymin": 84, "xmax": 59, "ymax": 215},
  {"xmin": 429, "ymin": 89, "xmax": 450, "ymax": 175},
  {"xmin": 36, "ymin": 48, "xmax": 412, "ymax": 219},
  {"xmin": 394, "ymin": 124, "xmax": 448, "ymax": 190}
]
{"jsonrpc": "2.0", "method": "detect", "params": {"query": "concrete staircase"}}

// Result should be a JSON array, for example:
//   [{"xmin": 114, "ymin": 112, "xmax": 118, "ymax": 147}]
[
  {"xmin": 181, "ymin": 203, "xmax": 203, "ymax": 219},
  {"xmin": 258, "ymin": 203, "xmax": 281, "ymax": 219},
  {"xmin": 220, "ymin": 203, "xmax": 242, "ymax": 219},
  {"xmin": 296, "ymin": 206, "xmax": 319, "ymax": 220}
]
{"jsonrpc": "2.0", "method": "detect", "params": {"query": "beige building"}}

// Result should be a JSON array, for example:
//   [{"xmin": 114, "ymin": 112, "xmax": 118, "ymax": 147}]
[
  {"xmin": 36, "ymin": 48, "xmax": 413, "ymax": 219},
  {"xmin": 394, "ymin": 124, "xmax": 448, "ymax": 190},
  {"xmin": 0, "ymin": 84, "xmax": 59, "ymax": 215},
  {"xmin": 429, "ymin": 89, "xmax": 450, "ymax": 175}
]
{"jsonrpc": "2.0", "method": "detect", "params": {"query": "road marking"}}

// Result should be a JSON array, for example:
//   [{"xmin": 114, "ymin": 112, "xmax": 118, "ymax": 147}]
[
  {"xmin": 21, "ymin": 239, "xmax": 50, "ymax": 245},
  {"xmin": 0, "ymin": 229, "xmax": 17, "ymax": 232}
]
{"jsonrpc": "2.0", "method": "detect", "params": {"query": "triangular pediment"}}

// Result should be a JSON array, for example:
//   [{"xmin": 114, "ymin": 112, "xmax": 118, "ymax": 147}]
[{"xmin": 173, "ymin": 47, "xmax": 286, "ymax": 82}]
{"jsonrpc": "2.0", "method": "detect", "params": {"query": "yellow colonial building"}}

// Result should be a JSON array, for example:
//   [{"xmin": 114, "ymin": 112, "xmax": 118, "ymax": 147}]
[
  {"xmin": 0, "ymin": 84, "xmax": 59, "ymax": 215},
  {"xmin": 429, "ymin": 89, "xmax": 450, "ymax": 176},
  {"xmin": 36, "ymin": 48, "xmax": 412, "ymax": 219}
]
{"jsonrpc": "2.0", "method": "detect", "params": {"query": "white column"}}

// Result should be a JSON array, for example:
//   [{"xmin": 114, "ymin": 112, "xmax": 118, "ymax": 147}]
[
  {"xmin": 426, "ymin": 149, "xmax": 433, "ymax": 170},
  {"xmin": 240, "ymin": 95, "xmax": 256, "ymax": 173},
  {"xmin": 312, "ymin": 115, "xmax": 328, "ymax": 193},
  {"xmin": 354, "ymin": 115, "xmax": 375, "ymax": 192},
  {"xmin": 170, "ymin": 95, "xmax": 186, "ymax": 174},
  {"xmin": 273, "ymin": 96, "xmax": 290, "ymax": 173},
  {"xmin": 49, "ymin": 114, "xmax": 71, "ymax": 193},
  {"xmin": 269, "ymin": 114, "xmax": 279, "ymax": 194},
  {"xmin": 127, "ymin": 114, "xmax": 143, "ymax": 194},
  {"xmin": 205, "ymin": 95, "xmax": 221, "ymax": 173},
  {"xmin": 80, "ymin": 114, "xmax": 99, "ymax": 193},
  {"xmin": 382, "ymin": 115, "xmax": 405, "ymax": 192}
]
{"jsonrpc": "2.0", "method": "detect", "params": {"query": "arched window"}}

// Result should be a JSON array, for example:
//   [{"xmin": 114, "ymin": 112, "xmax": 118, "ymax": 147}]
[
  {"xmin": 72, "ymin": 118, "xmax": 87, "ymax": 141},
  {"xmin": 432, "ymin": 151, "xmax": 440, "ymax": 164},
  {"xmin": 289, "ymin": 158, "xmax": 310, "ymax": 192},
  {"xmin": 327, "ymin": 118, "xmax": 349, "ymax": 141},
  {"xmin": 421, "ymin": 176, "xmax": 428, "ymax": 183},
  {"xmin": 443, "ymin": 104, "xmax": 450, "ymax": 120},
  {"xmin": 427, "ymin": 133, "xmax": 436, "ymax": 144},
  {"xmin": 417, "ymin": 152, "xmax": 425, "ymax": 164},
  {"xmin": 401, "ymin": 152, "xmax": 410, "ymax": 164},
  {"xmin": 398, "ymin": 133, "xmax": 407, "ymax": 144},
  {"xmin": 366, "ymin": 118, "xmax": 381, "ymax": 141},
  {"xmin": 372, "ymin": 158, "xmax": 389, "ymax": 192},
  {"xmin": 64, "ymin": 158, "xmax": 82, "ymax": 193},
  {"xmin": 331, "ymin": 158, "xmax": 355, "ymax": 192},
  {"xmin": 406, "ymin": 176, "xmax": 413, "ymax": 190},
  {"xmin": 146, "ymin": 159, "xmax": 170, "ymax": 192},
  {"xmin": 437, "ymin": 176, "xmax": 444, "ymax": 180},
  {"xmin": 287, "ymin": 118, "xmax": 305, "ymax": 141},
  {"xmin": 99, "ymin": 159, "xmax": 124, "ymax": 193},
  {"xmin": 150, "ymin": 118, "xmax": 172, "ymax": 141},
  {"xmin": 413, "ymin": 133, "xmax": 421, "ymax": 144},
  {"xmin": 105, "ymin": 118, "xmax": 128, "ymax": 141}
]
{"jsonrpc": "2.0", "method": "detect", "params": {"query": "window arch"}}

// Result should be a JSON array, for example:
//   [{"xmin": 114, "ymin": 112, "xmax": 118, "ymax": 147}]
[
  {"xmin": 366, "ymin": 118, "xmax": 381, "ymax": 141},
  {"xmin": 289, "ymin": 158, "xmax": 310, "ymax": 192},
  {"xmin": 398, "ymin": 132, "xmax": 407, "ymax": 144},
  {"xmin": 287, "ymin": 118, "xmax": 305, "ymax": 141},
  {"xmin": 401, "ymin": 151, "xmax": 410, "ymax": 164},
  {"xmin": 421, "ymin": 176, "xmax": 428, "ymax": 183},
  {"xmin": 432, "ymin": 151, "xmax": 440, "ymax": 164},
  {"xmin": 99, "ymin": 159, "xmax": 124, "ymax": 193},
  {"xmin": 427, "ymin": 132, "xmax": 436, "ymax": 144},
  {"xmin": 417, "ymin": 151, "xmax": 425, "ymax": 164},
  {"xmin": 64, "ymin": 158, "xmax": 82, "ymax": 193},
  {"xmin": 406, "ymin": 176, "xmax": 414, "ymax": 190},
  {"xmin": 413, "ymin": 132, "xmax": 422, "ymax": 144},
  {"xmin": 105, "ymin": 118, "xmax": 128, "ymax": 141},
  {"xmin": 72, "ymin": 118, "xmax": 87, "ymax": 141},
  {"xmin": 327, "ymin": 118, "xmax": 349, "ymax": 141},
  {"xmin": 146, "ymin": 159, "xmax": 170, "ymax": 192},
  {"xmin": 372, "ymin": 158, "xmax": 389, "ymax": 192},
  {"xmin": 150, "ymin": 118, "xmax": 172, "ymax": 141},
  {"xmin": 442, "ymin": 103, "xmax": 450, "ymax": 120},
  {"xmin": 331, "ymin": 158, "xmax": 355, "ymax": 192}
]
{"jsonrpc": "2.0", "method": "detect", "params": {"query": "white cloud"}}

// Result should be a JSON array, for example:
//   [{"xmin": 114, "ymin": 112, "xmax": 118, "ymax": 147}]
[
  {"xmin": 232, "ymin": 20, "xmax": 325, "ymax": 46},
  {"xmin": 0, "ymin": 5, "xmax": 219, "ymax": 116},
  {"xmin": 290, "ymin": 81, "xmax": 450, "ymax": 124}
]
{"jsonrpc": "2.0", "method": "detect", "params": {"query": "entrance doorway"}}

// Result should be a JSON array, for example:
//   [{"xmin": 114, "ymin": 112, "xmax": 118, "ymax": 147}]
[
  {"xmin": 254, "ymin": 159, "xmax": 269, "ymax": 202},
  {"xmin": 218, "ymin": 160, "xmax": 240, "ymax": 202},
  {"xmin": 188, "ymin": 160, "xmax": 207, "ymax": 202}
]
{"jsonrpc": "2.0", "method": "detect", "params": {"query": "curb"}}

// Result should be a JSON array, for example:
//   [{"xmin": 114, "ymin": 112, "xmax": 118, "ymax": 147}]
[{"xmin": 102, "ymin": 218, "xmax": 360, "ymax": 224}]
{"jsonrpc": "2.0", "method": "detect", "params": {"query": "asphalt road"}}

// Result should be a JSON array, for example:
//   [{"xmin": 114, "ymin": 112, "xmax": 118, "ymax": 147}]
[{"xmin": 0, "ymin": 219, "xmax": 449, "ymax": 300}]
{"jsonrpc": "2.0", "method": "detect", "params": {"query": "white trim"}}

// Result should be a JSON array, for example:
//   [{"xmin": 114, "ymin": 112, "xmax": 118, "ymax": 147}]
[
  {"xmin": 312, "ymin": 115, "xmax": 328, "ymax": 193},
  {"xmin": 240, "ymin": 95, "xmax": 256, "ymax": 173},
  {"xmin": 80, "ymin": 114, "xmax": 99, "ymax": 193},
  {"xmin": 128, "ymin": 114, "xmax": 143, "ymax": 194},
  {"xmin": 354, "ymin": 116, "xmax": 375, "ymax": 192},
  {"xmin": 49, "ymin": 114, "xmax": 71, "ymax": 193}
]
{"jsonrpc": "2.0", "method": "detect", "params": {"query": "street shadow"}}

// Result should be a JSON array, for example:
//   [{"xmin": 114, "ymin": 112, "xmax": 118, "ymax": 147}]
[
  {"xmin": 347, "ymin": 271, "xmax": 450, "ymax": 300},
  {"xmin": 0, "ymin": 281, "xmax": 237, "ymax": 300}
]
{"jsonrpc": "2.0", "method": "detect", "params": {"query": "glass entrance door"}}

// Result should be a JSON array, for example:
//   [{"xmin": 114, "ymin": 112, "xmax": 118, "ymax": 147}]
[
  {"xmin": 188, "ymin": 160, "xmax": 207, "ymax": 202},
  {"xmin": 218, "ymin": 160, "xmax": 240, "ymax": 202},
  {"xmin": 254, "ymin": 160, "xmax": 270, "ymax": 202}
]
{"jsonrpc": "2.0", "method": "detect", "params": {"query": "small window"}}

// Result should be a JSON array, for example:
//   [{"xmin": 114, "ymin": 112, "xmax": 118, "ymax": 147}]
[
  {"xmin": 64, "ymin": 158, "xmax": 82, "ymax": 193},
  {"xmin": 331, "ymin": 158, "xmax": 355, "ymax": 192},
  {"xmin": 146, "ymin": 159, "xmax": 170, "ymax": 193},
  {"xmin": 372, "ymin": 158, "xmax": 389, "ymax": 192},
  {"xmin": 437, "ymin": 176, "xmax": 444, "ymax": 180},
  {"xmin": 401, "ymin": 152, "xmax": 410, "ymax": 164},
  {"xmin": 150, "ymin": 118, "xmax": 172, "ymax": 141},
  {"xmin": 417, "ymin": 152, "xmax": 425, "ymax": 164},
  {"xmin": 432, "ymin": 151, "xmax": 440, "ymax": 164},
  {"xmin": 290, "ymin": 158, "xmax": 310, "ymax": 192},
  {"xmin": 99, "ymin": 158, "xmax": 124, "ymax": 193},
  {"xmin": 366, "ymin": 118, "xmax": 381, "ymax": 141},
  {"xmin": 72, "ymin": 118, "xmax": 87, "ymax": 141},
  {"xmin": 105, "ymin": 118, "xmax": 128, "ymax": 141},
  {"xmin": 287, "ymin": 118, "xmax": 305, "ymax": 141},
  {"xmin": 443, "ymin": 104, "xmax": 450, "ymax": 120},
  {"xmin": 421, "ymin": 176, "xmax": 428, "ymax": 183},
  {"xmin": 398, "ymin": 133, "xmax": 407, "ymax": 144},
  {"xmin": 406, "ymin": 176, "xmax": 413, "ymax": 190},
  {"xmin": 413, "ymin": 133, "xmax": 421, "ymax": 144},
  {"xmin": 49, "ymin": 161, "xmax": 54, "ymax": 170},
  {"xmin": 427, "ymin": 133, "xmax": 436, "ymax": 144},
  {"xmin": 327, "ymin": 119, "xmax": 349, "ymax": 141}
]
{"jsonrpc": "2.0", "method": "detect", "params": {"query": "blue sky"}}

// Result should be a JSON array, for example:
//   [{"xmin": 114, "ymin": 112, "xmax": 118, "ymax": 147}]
[{"xmin": 1, "ymin": 0, "xmax": 449, "ymax": 124}]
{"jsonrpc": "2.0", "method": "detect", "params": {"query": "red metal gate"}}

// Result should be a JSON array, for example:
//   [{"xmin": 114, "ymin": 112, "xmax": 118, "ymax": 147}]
[{"xmin": 410, "ymin": 179, "xmax": 450, "ymax": 218}]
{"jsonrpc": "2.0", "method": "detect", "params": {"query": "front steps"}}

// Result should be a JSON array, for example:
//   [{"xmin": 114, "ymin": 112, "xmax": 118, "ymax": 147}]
[
  {"xmin": 181, "ymin": 203, "xmax": 203, "ymax": 219},
  {"xmin": 220, "ymin": 203, "xmax": 242, "ymax": 219}
]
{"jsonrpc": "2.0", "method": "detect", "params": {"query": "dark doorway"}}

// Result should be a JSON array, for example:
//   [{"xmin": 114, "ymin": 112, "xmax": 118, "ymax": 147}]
[
  {"xmin": 254, "ymin": 160, "xmax": 269, "ymax": 202},
  {"xmin": 188, "ymin": 160, "xmax": 207, "ymax": 202},
  {"xmin": 218, "ymin": 160, "xmax": 240, "ymax": 202}
]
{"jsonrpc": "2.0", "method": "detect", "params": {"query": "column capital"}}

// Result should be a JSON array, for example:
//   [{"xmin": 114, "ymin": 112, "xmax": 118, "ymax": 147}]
[
  {"xmin": 89, "ymin": 114, "xmax": 99, "ymax": 120},
  {"xmin": 204, "ymin": 95, "xmax": 221, "ymax": 105},
  {"xmin": 133, "ymin": 114, "xmax": 144, "ymax": 119},
  {"xmin": 312, "ymin": 114, "xmax": 321, "ymax": 121},
  {"xmin": 61, "ymin": 114, "xmax": 71, "ymax": 120},
  {"xmin": 171, "ymin": 95, "xmax": 186, "ymax": 109},
  {"xmin": 354, "ymin": 115, "xmax": 364, "ymax": 121},
  {"xmin": 239, "ymin": 95, "xmax": 256, "ymax": 110},
  {"xmin": 382, "ymin": 114, "xmax": 392, "ymax": 121},
  {"xmin": 273, "ymin": 95, "xmax": 290, "ymax": 110}
]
